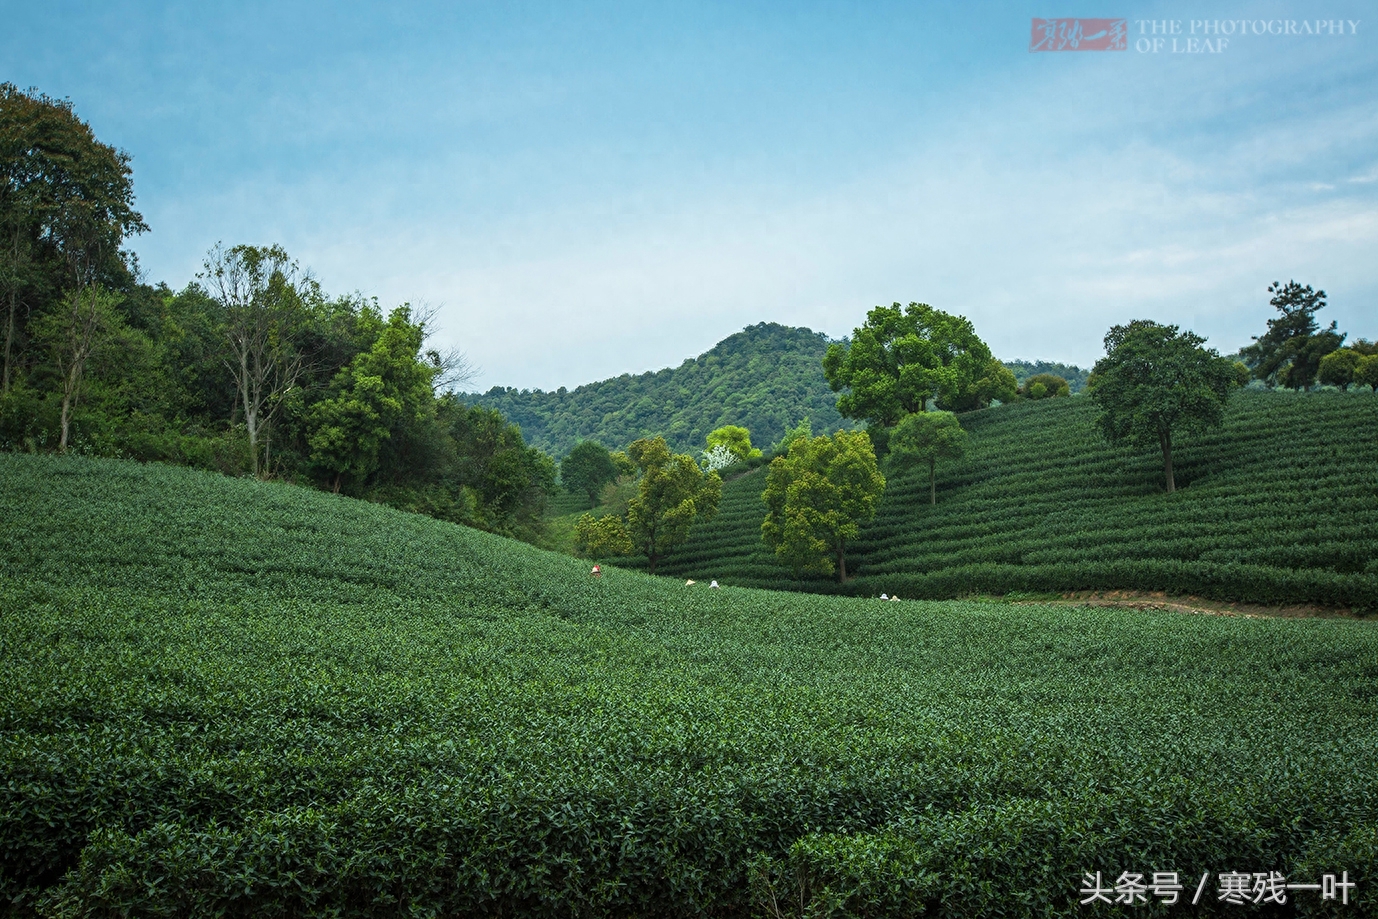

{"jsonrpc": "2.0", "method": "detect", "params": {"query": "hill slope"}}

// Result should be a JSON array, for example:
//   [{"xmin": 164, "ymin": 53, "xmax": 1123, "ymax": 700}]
[
  {"xmin": 3, "ymin": 454, "xmax": 1377, "ymax": 915},
  {"xmin": 645, "ymin": 390, "xmax": 1378, "ymax": 608},
  {"xmin": 463, "ymin": 322, "xmax": 849, "ymax": 456}
]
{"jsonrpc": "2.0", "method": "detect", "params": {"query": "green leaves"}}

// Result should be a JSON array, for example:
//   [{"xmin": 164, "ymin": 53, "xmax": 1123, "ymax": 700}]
[
  {"xmin": 624, "ymin": 437, "xmax": 721, "ymax": 573},
  {"xmin": 1091, "ymin": 320, "xmax": 1239, "ymax": 493},
  {"xmin": 823, "ymin": 302, "xmax": 1009, "ymax": 426},
  {"xmin": 761, "ymin": 430, "xmax": 884, "ymax": 581}
]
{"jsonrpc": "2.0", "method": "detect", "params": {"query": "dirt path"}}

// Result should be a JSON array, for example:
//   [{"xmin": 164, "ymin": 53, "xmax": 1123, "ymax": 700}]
[{"xmin": 1016, "ymin": 589, "xmax": 1368, "ymax": 620}]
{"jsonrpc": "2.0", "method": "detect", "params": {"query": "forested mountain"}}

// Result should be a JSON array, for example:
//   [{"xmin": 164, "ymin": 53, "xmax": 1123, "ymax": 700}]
[{"xmin": 464, "ymin": 322, "xmax": 850, "ymax": 457}]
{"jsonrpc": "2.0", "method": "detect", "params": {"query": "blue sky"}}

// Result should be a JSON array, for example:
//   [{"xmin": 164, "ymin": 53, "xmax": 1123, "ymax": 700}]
[{"xmin": 4, "ymin": 1, "xmax": 1375, "ymax": 390}]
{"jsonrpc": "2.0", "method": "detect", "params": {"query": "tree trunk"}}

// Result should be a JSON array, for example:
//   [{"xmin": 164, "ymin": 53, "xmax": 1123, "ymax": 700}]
[
  {"xmin": 648, "ymin": 553, "xmax": 657, "ymax": 575},
  {"xmin": 58, "ymin": 366, "xmax": 77, "ymax": 451},
  {"xmin": 929, "ymin": 458, "xmax": 937, "ymax": 506},
  {"xmin": 240, "ymin": 352, "xmax": 259, "ymax": 476},
  {"xmin": 1159, "ymin": 424, "xmax": 1175, "ymax": 494},
  {"xmin": 836, "ymin": 543, "xmax": 848, "ymax": 583},
  {"xmin": 2, "ymin": 228, "xmax": 18, "ymax": 395},
  {"xmin": 332, "ymin": 472, "xmax": 342, "ymax": 494}
]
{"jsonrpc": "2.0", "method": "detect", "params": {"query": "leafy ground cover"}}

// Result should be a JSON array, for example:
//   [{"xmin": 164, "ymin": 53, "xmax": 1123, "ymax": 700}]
[
  {"xmin": 2, "ymin": 452, "xmax": 1376, "ymax": 916},
  {"xmin": 647, "ymin": 390, "xmax": 1378, "ymax": 610}
]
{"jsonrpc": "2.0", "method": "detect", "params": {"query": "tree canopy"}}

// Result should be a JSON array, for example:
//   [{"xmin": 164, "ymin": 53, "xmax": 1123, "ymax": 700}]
[
  {"xmin": 822, "ymin": 302, "xmax": 1015, "ymax": 428},
  {"xmin": 560, "ymin": 440, "xmax": 619, "ymax": 507},
  {"xmin": 1241, "ymin": 281, "xmax": 1344, "ymax": 390},
  {"xmin": 761, "ymin": 429, "xmax": 884, "ymax": 582},
  {"xmin": 1090, "ymin": 320, "xmax": 1239, "ymax": 494},
  {"xmin": 886, "ymin": 410, "xmax": 967, "ymax": 505}
]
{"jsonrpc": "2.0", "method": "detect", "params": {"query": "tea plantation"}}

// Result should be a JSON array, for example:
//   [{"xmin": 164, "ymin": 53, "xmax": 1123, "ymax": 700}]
[
  {"xmin": 2, "ymin": 452, "xmax": 1376, "ymax": 917},
  {"xmin": 651, "ymin": 390, "xmax": 1378, "ymax": 609}
]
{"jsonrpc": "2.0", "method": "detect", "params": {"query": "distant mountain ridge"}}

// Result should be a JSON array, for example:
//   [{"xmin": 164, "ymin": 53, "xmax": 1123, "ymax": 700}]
[
  {"xmin": 465, "ymin": 322, "xmax": 1094, "ymax": 457},
  {"xmin": 463, "ymin": 323, "xmax": 849, "ymax": 457}
]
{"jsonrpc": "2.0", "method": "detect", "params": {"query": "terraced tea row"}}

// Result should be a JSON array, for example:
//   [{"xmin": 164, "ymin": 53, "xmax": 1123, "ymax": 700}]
[{"xmin": 647, "ymin": 391, "xmax": 1378, "ymax": 608}]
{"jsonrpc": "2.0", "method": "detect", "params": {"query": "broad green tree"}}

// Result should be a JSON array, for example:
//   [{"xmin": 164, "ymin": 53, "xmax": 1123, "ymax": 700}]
[
  {"xmin": 307, "ymin": 306, "xmax": 434, "ymax": 492},
  {"xmin": 823, "ymin": 302, "xmax": 1011, "ymax": 427},
  {"xmin": 1241, "ymin": 281, "xmax": 1344, "ymax": 390},
  {"xmin": 761, "ymin": 429, "xmax": 885, "ymax": 582},
  {"xmin": 561, "ymin": 440, "xmax": 618, "ymax": 507},
  {"xmin": 887, "ymin": 410, "xmax": 967, "ymax": 505},
  {"xmin": 573, "ymin": 512, "xmax": 634, "ymax": 559},
  {"xmin": 1354, "ymin": 354, "xmax": 1378, "ymax": 393},
  {"xmin": 1091, "ymin": 320, "xmax": 1239, "ymax": 494},
  {"xmin": 1318, "ymin": 348, "xmax": 1361, "ymax": 390},
  {"xmin": 624, "ymin": 436, "xmax": 721, "ymax": 573}
]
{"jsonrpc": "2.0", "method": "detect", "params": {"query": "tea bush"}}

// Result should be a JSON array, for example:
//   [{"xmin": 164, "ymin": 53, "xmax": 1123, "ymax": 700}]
[{"xmin": 2, "ymin": 453, "xmax": 1376, "ymax": 916}]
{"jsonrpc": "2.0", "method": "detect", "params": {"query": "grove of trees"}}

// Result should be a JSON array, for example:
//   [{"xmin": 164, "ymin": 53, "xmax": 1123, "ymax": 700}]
[{"xmin": 0, "ymin": 85, "xmax": 554, "ymax": 542}]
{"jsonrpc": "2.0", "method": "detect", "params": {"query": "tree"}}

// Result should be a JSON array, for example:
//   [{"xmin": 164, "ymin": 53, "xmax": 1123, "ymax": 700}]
[
  {"xmin": 560, "ymin": 440, "xmax": 618, "ymax": 507},
  {"xmin": 1355, "ymin": 354, "xmax": 1378, "ymax": 393},
  {"xmin": 573, "ymin": 512, "xmax": 634, "ymax": 559},
  {"xmin": 1318, "ymin": 349, "xmax": 1361, "ymax": 390},
  {"xmin": 1090, "ymin": 320, "xmax": 1239, "ymax": 494},
  {"xmin": 761, "ymin": 429, "xmax": 885, "ymax": 582},
  {"xmin": 1241, "ymin": 281, "xmax": 1344, "ymax": 390},
  {"xmin": 28, "ymin": 284, "xmax": 122, "ymax": 450},
  {"xmin": 1, "ymin": 84, "xmax": 145, "ymax": 396},
  {"xmin": 1021, "ymin": 373, "xmax": 1069, "ymax": 400},
  {"xmin": 624, "ymin": 436, "xmax": 721, "ymax": 573},
  {"xmin": 823, "ymin": 302, "xmax": 1009, "ymax": 427},
  {"xmin": 307, "ymin": 306, "xmax": 434, "ymax": 492},
  {"xmin": 705, "ymin": 425, "xmax": 761, "ymax": 463},
  {"xmin": 887, "ymin": 410, "xmax": 967, "ymax": 505},
  {"xmin": 202, "ymin": 243, "xmax": 315, "ymax": 476}
]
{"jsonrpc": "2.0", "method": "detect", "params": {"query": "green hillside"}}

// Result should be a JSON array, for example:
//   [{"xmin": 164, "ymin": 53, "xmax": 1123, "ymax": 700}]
[
  {"xmin": 4, "ymin": 453, "xmax": 1377, "ymax": 915},
  {"xmin": 464, "ymin": 322, "xmax": 849, "ymax": 457},
  {"xmin": 643, "ymin": 390, "xmax": 1378, "ymax": 609}
]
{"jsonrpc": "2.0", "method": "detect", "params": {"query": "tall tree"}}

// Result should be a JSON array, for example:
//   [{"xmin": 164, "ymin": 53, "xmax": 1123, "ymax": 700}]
[
  {"xmin": 560, "ymin": 440, "xmax": 618, "ymax": 507},
  {"xmin": 201, "ymin": 243, "xmax": 314, "ymax": 476},
  {"xmin": 822, "ymin": 302, "xmax": 1012, "ymax": 428},
  {"xmin": 29, "ymin": 284, "xmax": 121, "ymax": 450},
  {"xmin": 0, "ymin": 84, "xmax": 145, "ymax": 395},
  {"xmin": 608, "ymin": 436, "xmax": 722, "ymax": 574},
  {"xmin": 1090, "ymin": 320, "xmax": 1239, "ymax": 494},
  {"xmin": 1241, "ymin": 281, "xmax": 1344, "ymax": 390},
  {"xmin": 887, "ymin": 410, "xmax": 967, "ymax": 505},
  {"xmin": 761, "ymin": 429, "xmax": 885, "ymax": 582}
]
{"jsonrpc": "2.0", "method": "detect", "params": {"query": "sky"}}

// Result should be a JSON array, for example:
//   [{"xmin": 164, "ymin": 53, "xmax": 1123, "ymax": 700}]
[{"xmin": 4, "ymin": 1, "xmax": 1376, "ymax": 391}]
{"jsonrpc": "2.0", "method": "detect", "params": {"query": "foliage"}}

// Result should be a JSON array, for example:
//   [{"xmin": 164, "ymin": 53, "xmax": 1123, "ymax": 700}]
[
  {"xmin": 1318, "ymin": 347, "xmax": 1361, "ymax": 390},
  {"xmin": 1090, "ymin": 320, "xmax": 1240, "ymax": 494},
  {"xmin": 623, "ymin": 436, "xmax": 721, "ymax": 573},
  {"xmin": 1356, "ymin": 354, "xmax": 1378, "ymax": 392},
  {"xmin": 573, "ymin": 511, "xmax": 634, "ymax": 558},
  {"xmin": 822, "ymin": 302, "xmax": 1012, "ymax": 426},
  {"xmin": 886, "ymin": 410, "xmax": 967, "ymax": 505},
  {"xmin": 705, "ymin": 424, "xmax": 761, "ymax": 463},
  {"xmin": 3, "ymin": 453, "xmax": 1378, "ymax": 917},
  {"xmin": 560, "ymin": 440, "xmax": 618, "ymax": 506},
  {"xmin": 1241, "ymin": 280, "xmax": 1344, "ymax": 390},
  {"xmin": 1004, "ymin": 359, "xmax": 1091, "ymax": 393},
  {"xmin": 466, "ymin": 323, "xmax": 849, "ymax": 456},
  {"xmin": 1020, "ymin": 372, "xmax": 1069, "ymax": 399},
  {"xmin": 761, "ymin": 430, "xmax": 884, "ymax": 582},
  {"xmin": 647, "ymin": 391, "xmax": 1378, "ymax": 609}
]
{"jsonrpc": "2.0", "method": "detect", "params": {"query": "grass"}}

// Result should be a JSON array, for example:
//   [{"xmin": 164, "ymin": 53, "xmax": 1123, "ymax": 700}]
[{"xmin": 2, "ymin": 451, "xmax": 1376, "ymax": 916}]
